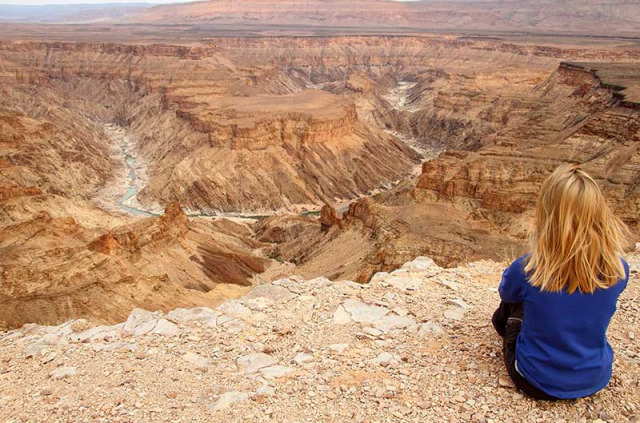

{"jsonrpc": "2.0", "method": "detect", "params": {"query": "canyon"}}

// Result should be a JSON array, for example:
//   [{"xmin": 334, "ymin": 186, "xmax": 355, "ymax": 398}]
[
  {"xmin": 0, "ymin": 14, "xmax": 639, "ymax": 329},
  {"xmin": 0, "ymin": 2, "xmax": 639, "ymax": 421}
]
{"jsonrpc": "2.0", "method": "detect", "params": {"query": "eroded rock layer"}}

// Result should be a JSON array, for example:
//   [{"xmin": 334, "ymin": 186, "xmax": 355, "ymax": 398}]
[
  {"xmin": 0, "ymin": 202, "xmax": 268, "ymax": 329},
  {"xmin": 1, "ymin": 31, "xmax": 639, "ymax": 328}
]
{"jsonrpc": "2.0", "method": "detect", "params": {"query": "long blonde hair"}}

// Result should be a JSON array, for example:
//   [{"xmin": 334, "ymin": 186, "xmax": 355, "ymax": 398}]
[{"xmin": 524, "ymin": 164, "xmax": 627, "ymax": 294}]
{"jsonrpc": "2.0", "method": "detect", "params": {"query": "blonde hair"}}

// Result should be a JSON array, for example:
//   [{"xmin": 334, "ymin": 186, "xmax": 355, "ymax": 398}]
[{"xmin": 524, "ymin": 164, "xmax": 627, "ymax": 294}]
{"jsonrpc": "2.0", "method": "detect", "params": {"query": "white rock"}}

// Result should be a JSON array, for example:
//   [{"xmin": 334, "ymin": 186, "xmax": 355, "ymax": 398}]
[
  {"xmin": 385, "ymin": 275, "xmax": 423, "ymax": 292},
  {"xmin": 168, "ymin": 307, "xmax": 220, "ymax": 327},
  {"xmin": 329, "ymin": 343, "xmax": 349, "ymax": 354},
  {"xmin": 305, "ymin": 277, "xmax": 332, "ymax": 287},
  {"xmin": 218, "ymin": 316, "xmax": 247, "ymax": 333},
  {"xmin": 123, "ymin": 309, "xmax": 159, "ymax": 336},
  {"xmin": 362, "ymin": 327, "xmax": 384, "ymax": 337},
  {"xmin": 243, "ymin": 297, "xmax": 273, "ymax": 311},
  {"xmin": 236, "ymin": 353, "xmax": 277, "ymax": 373},
  {"xmin": 244, "ymin": 284, "xmax": 296, "ymax": 303},
  {"xmin": 209, "ymin": 391, "xmax": 248, "ymax": 412},
  {"xmin": 342, "ymin": 299, "xmax": 389, "ymax": 323},
  {"xmin": 152, "ymin": 319, "xmax": 179, "ymax": 337},
  {"xmin": 259, "ymin": 365, "xmax": 293, "ymax": 379},
  {"xmin": 272, "ymin": 276, "xmax": 305, "ymax": 293},
  {"xmin": 370, "ymin": 272, "xmax": 390, "ymax": 285},
  {"xmin": 391, "ymin": 306, "xmax": 408, "ymax": 316},
  {"xmin": 446, "ymin": 298, "xmax": 472, "ymax": 309},
  {"xmin": 23, "ymin": 344, "xmax": 44, "ymax": 359},
  {"xmin": 50, "ymin": 366, "xmax": 76, "ymax": 380},
  {"xmin": 48, "ymin": 321, "xmax": 75, "ymax": 337},
  {"xmin": 437, "ymin": 279, "xmax": 460, "ymax": 291},
  {"xmin": 372, "ymin": 352, "xmax": 399, "ymax": 367},
  {"xmin": 418, "ymin": 321, "xmax": 445, "ymax": 336},
  {"xmin": 373, "ymin": 315, "xmax": 416, "ymax": 333},
  {"xmin": 216, "ymin": 300, "xmax": 252, "ymax": 319},
  {"xmin": 293, "ymin": 353, "xmax": 313, "ymax": 365},
  {"xmin": 401, "ymin": 256, "xmax": 440, "ymax": 271},
  {"xmin": 70, "ymin": 324, "xmax": 121, "ymax": 343},
  {"xmin": 183, "ymin": 352, "xmax": 211, "ymax": 370},
  {"xmin": 332, "ymin": 305, "xmax": 352, "ymax": 325},
  {"xmin": 40, "ymin": 334, "xmax": 67, "ymax": 346},
  {"xmin": 444, "ymin": 307, "xmax": 466, "ymax": 321}
]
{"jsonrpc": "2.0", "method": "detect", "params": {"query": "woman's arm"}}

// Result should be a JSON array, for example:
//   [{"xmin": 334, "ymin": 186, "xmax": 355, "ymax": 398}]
[{"xmin": 499, "ymin": 259, "xmax": 524, "ymax": 303}]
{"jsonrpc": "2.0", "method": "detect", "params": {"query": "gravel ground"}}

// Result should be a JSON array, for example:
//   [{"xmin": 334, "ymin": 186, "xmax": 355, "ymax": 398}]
[{"xmin": 0, "ymin": 254, "xmax": 638, "ymax": 423}]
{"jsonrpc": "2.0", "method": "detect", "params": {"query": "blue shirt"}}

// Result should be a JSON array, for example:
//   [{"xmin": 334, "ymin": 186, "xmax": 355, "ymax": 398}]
[{"xmin": 499, "ymin": 255, "xmax": 629, "ymax": 399}]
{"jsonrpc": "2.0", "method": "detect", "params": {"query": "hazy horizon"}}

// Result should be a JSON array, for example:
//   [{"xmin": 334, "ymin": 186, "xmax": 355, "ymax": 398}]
[
  {"xmin": 0, "ymin": 0, "xmax": 192, "ymax": 4},
  {"xmin": 0, "ymin": 0, "xmax": 418, "ymax": 5}
]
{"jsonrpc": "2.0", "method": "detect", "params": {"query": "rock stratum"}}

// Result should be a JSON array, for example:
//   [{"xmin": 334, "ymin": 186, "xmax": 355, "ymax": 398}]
[
  {"xmin": 0, "ymin": 254, "xmax": 638, "ymax": 422},
  {"xmin": 0, "ymin": 30, "xmax": 639, "ymax": 329}
]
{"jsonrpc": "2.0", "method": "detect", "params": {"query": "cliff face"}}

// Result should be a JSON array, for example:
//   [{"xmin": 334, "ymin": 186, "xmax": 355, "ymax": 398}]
[
  {"xmin": 134, "ymin": 89, "xmax": 419, "ymax": 212},
  {"xmin": 0, "ymin": 203, "xmax": 268, "ymax": 329},
  {"xmin": 415, "ymin": 63, "xmax": 640, "ymax": 238},
  {"xmin": 253, "ymin": 57, "xmax": 640, "ymax": 282},
  {"xmin": 0, "ymin": 107, "xmax": 114, "ymax": 201},
  {"xmin": 1, "ymin": 31, "xmax": 639, "ymax": 328}
]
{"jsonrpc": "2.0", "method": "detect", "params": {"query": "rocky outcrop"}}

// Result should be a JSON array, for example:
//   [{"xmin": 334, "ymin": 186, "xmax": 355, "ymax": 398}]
[
  {"xmin": 0, "ymin": 205, "xmax": 270, "ymax": 328},
  {"xmin": 132, "ymin": 88, "xmax": 420, "ymax": 212},
  {"xmin": 319, "ymin": 204, "xmax": 341, "ymax": 232},
  {"xmin": 257, "ymin": 196, "xmax": 524, "ymax": 282},
  {"xmin": 414, "ymin": 63, "xmax": 640, "ymax": 237},
  {"xmin": 0, "ymin": 254, "xmax": 637, "ymax": 421},
  {"xmin": 0, "ymin": 109, "xmax": 114, "ymax": 200}
]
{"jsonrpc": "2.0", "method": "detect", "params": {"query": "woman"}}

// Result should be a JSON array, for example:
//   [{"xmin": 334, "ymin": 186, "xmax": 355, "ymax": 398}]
[{"xmin": 492, "ymin": 164, "xmax": 630, "ymax": 400}]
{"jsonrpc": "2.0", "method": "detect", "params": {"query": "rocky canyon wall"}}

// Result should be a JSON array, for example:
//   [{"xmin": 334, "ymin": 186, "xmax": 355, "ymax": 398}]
[{"xmin": 1, "ymin": 32, "xmax": 639, "ymax": 327}]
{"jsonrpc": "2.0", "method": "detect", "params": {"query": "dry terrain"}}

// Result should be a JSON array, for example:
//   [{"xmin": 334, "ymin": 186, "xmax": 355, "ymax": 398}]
[
  {"xmin": 4, "ymin": 0, "xmax": 640, "ymax": 37},
  {"xmin": 0, "ymin": 14, "xmax": 639, "ymax": 327},
  {"xmin": 0, "ymin": 3, "xmax": 639, "ymax": 421},
  {"xmin": 0, "ymin": 253, "xmax": 638, "ymax": 422}
]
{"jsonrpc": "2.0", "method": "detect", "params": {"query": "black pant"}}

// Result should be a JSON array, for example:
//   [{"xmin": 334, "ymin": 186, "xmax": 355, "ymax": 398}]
[{"xmin": 492, "ymin": 301, "xmax": 559, "ymax": 401}]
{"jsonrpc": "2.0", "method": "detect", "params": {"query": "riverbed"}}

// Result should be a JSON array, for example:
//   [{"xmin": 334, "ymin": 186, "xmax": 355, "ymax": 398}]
[{"xmin": 98, "ymin": 81, "xmax": 437, "ymax": 219}]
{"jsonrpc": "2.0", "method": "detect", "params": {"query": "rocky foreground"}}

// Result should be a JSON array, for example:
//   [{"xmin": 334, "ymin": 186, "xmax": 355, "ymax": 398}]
[{"xmin": 0, "ymin": 254, "xmax": 638, "ymax": 423}]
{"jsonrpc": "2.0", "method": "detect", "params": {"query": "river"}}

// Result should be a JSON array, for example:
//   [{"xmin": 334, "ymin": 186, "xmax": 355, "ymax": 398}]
[{"xmin": 101, "ymin": 81, "xmax": 436, "ymax": 218}]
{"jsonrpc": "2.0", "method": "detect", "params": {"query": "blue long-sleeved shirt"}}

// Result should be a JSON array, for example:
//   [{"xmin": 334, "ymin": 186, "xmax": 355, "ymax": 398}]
[{"xmin": 499, "ymin": 255, "xmax": 629, "ymax": 399}]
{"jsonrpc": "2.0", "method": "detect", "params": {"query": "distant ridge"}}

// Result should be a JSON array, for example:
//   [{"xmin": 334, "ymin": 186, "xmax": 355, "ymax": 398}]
[
  {"xmin": 125, "ymin": 0, "xmax": 640, "ymax": 36},
  {"xmin": 0, "ymin": 3, "xmax": 153, "ymax": 23},
  {"xmin": 1, "ymin": 0, "xmax": 639, "ymax": 36}
]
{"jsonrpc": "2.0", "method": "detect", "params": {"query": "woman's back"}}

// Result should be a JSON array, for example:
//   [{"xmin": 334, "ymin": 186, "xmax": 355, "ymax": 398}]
[
  {"xmin": 499, "ymin": 255, "xmax": 629, "ymax": 399},
  {"xmin": 493, "ymin": 164, "xmax": 632, "ymax": 400}
]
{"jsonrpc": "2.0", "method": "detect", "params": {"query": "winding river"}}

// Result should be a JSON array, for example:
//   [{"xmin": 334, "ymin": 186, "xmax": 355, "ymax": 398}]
[
  {"xmin": 103, "ymin": 81, "xmax": 435, "ymax": 218},
  {"xmin": 114, "ymin": 133, "xmax": 156, "ymax": 217}
]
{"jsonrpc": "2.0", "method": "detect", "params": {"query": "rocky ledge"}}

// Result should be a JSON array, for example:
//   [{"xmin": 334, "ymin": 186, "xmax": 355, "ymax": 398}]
[{"xmin": 0, "ymin": 255, "xmax": 638, "ymax": 422}]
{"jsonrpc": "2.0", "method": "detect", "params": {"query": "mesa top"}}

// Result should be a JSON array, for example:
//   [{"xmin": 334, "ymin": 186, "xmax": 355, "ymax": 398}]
[{"xmin": 499, "ymin": 255, "xmax": 630, "ymax": 399}]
